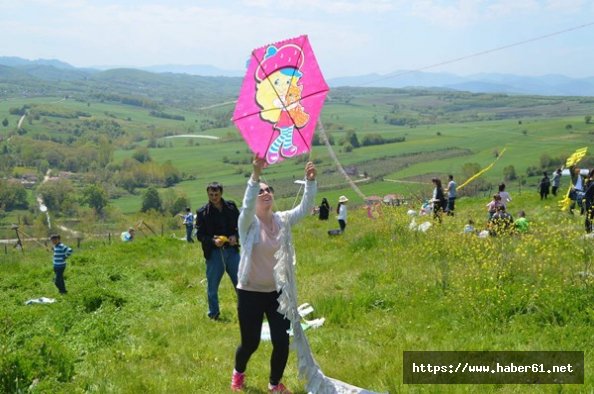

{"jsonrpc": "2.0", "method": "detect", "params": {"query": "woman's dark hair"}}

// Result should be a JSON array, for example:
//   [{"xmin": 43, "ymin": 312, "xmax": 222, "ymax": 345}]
[
  {"xmin": 498, "ymin": 183, "xmax": 506, "ymax": 192},
  {"xmin": 431, "ymin": 178, "xmax": 442, "ymax": 188},
  {"xmin": 336, "ymin": 202, "xmax": 343, "ymax": 215}
]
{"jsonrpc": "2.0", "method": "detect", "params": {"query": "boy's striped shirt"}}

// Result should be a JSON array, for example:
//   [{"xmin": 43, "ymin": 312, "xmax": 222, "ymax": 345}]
[{"xmin": 53, "ymin": 243, "xmax": 73, "ymax": 266}]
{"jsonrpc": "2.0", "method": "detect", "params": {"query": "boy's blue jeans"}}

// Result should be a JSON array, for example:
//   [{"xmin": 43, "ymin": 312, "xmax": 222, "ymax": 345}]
[
  {"xmin": 185, "ymin": 224, "xmax": 194, "ymax": 242},
  {"xmin": 205, "ymin": 247, "xmax": 239, "ymax": 318},
  {"xmin": 53, "ymin": 265, "xmax": 67, "ymax": 293}
]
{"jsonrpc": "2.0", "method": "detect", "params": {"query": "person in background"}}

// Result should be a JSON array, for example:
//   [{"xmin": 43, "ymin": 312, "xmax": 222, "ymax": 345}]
[
  {"xmin": 551, "ymin": 168, "xmax": 562, "ymax": 196},
  {"xmin": 196, "ymin": 182, "xmax": 240, "ymax": 321},
  {"xmin": 231, "ymin": 156, "xmax": 317, "ymax": 393},
  {"xmin": 50, "ymin": 234, "xmax": 73, "ymax": 294},
  {"xmin": 489, "ymin": 205, "xmax": 514, "ymax": 236},
  {"xmin": 463, "ymin": 219, "xmax": 475, "ymax": 234},
  {"xmin": 583, "ymin": 169, "xmax": 594, "ymax": 232},
  {"xmin": 514, "ymin": 210, "xmax": 529, "ymax": 233},
  {"xmin": 486, "ymin": 194, "xmax": 502, "ymax": 219},
  {"xmin": 539, "ymin": 172, "xmax": 551, "ymax": 200},
  {"xmin": 569, "ymin": 166, "xmax": 585, "ymax": 215},
  {"xmin": 498, "ymin": 183, "xmax": 512, "ymax": 209},
  {"xmin": 337, "ymin": 195, "xmax": 349, "ymax": 232},
  {"xmin": 431, "ymin": 178, "xmax": 446, "ymax": 223},
  {"xmin": 121, "ymin": 227, "xmax": 135, "ymax": 242},
  {"xmin": 181, "ymin": 207, "xmax": 194, "ymax": 243},
  {"xmin": 318, "ymin": 197, "xmax": 330, "ymax": 220},
  {"xmin": 445, "ymin": 174, "xmax": 457, "ymax": 216}
]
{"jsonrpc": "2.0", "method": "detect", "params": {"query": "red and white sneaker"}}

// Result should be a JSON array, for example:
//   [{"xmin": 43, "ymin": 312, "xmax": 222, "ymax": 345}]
[
  {"xmin": 268, "ymin": 382, "xmax": 292, "ymax": 394},
  {"xmin": 230, "ymin": 370, "xmax": 245, "ymax": 392}
]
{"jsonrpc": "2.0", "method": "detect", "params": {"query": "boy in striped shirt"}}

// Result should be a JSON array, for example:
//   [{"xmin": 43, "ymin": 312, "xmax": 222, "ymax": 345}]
[{"xmin": 50, "ymin": 234, "xmax": 73, "ymax": 294}]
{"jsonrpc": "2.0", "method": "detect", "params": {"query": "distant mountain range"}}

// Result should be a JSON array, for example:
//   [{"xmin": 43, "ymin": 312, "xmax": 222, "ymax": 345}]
[
  {"xmin": 328, "ymin": 71, "xmax": 594, "ymax": 96},
  {"xmin": 1, "ymin": 56, "xmax": 593, "ymax": 97}
]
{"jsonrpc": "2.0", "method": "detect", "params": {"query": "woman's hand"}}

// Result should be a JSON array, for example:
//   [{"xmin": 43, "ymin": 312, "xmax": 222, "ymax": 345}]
[
  {"xmin": 305, "ymin": 161, "xmax": 316, "ymax": 181},
  {"xmin": 252, "ymin": 155, "xmax": 267, "ymax": 181}
]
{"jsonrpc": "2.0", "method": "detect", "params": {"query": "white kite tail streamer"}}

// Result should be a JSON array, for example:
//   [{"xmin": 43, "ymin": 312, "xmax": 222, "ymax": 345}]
[
  {"xmin": 274, "ymin": 214, "xmax": 384, "ymax": 394},
  {"xmin": 317, "ymin": 120, "xmax": 366, "ymax": 200}
]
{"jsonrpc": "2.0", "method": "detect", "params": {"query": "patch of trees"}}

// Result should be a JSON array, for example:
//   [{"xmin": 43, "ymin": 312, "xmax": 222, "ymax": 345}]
[
  {"xmin": 67, "ymin": 119, "xmax": 125, "ymax": 139},
  {"xmin": 149, "ymin": 110, "xmax": 185, "ymax": 121},
  {"xmin": 113, "ymin": 157, "xmax": 181, "ymax": 193},
  {"xmin": 503, "ymin": 165, "xmax": 517, "ymax": 181},
  {"xmin": 8, "ymin": 137, "xmax": 110, "ymax": 173},
  {"xmin": 38, "ymin": 178, "xmax": 77, "ymax": 215},
  {"xmin": 0, "ymin": 180, "xmax": 29, "ymax": 210},
  {"xmin": 8, "ymin": 105, "xmax": 30, "ymax": 116},
  {"xmin": 29, "ymin": 106, "xmax": 91, "ymax": 119},
  {"xmin": 80, "ymin": 184, "xmax": 109, "ymax": 215},
  {"xmin": 199, "ymin": 111, "xmax": 232, "ymax": 130},
  {"xmin": 142, "ymin": 187, "xmax": 163, "ymax": 212},
  {"xmin": 384, "ymin": 115, "xmax": 420, "ymax": 127},
  {"xmin": 91, "ymin": 93, "xmax": 159, "ymax": 109},
  {"xmin": 360, "ymin": 133, "xmax": 405, "ymax": 146},
  {"xmin": 311, "ymin": 133, "xmax": 335, "ymax": 146}
]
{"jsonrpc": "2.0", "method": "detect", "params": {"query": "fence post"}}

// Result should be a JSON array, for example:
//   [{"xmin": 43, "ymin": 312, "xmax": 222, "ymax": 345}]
[{"xmin": 108, "ymin": 232, "xmax": 111, "ymax": 244}]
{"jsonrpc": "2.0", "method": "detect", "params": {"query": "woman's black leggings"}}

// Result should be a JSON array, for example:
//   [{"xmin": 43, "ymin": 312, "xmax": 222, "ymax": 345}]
[
  {"xmin": 235, "ymin": 289, "xmax": 290, "ymax": 385},
  {"xmin": 339, "ymin": 219, "xmax": 346, "ymax": 232}
]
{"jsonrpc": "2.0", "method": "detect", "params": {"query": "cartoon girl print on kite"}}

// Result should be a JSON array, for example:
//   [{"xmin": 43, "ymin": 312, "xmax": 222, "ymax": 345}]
[{"xmin": 255, "ymin": 44, "xmax": 310, "ymax": 164}]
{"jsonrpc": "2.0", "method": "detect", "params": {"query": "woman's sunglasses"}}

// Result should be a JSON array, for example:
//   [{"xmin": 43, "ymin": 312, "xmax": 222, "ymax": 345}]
[{"xmin": 258, "ymin": 186, "xmax": 274, "ymax": 195}]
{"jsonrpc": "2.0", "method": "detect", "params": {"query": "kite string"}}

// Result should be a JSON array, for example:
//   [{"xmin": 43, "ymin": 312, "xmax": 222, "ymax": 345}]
[
  {"xmin": 317, "ymin": 120, "xmax": 366, "ymax": 199},
  {"xmin": 361, "ymin": 21, "xmax": 594, "ymax": 87}
]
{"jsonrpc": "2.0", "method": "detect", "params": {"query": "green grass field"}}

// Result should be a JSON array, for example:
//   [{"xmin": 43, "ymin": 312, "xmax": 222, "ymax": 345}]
[
  {"xmin": 1, "ymin": 191, "xmax": 592, "ymax": 393},
  {"xmin": 2, "ymin": 87, "xmax": 594, "ymax": 391}
]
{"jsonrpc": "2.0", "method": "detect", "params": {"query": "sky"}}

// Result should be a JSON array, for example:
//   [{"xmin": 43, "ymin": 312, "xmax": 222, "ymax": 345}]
[{"xmin": 1, "ymin": 0, "xmax": 593, "ymax": 79}]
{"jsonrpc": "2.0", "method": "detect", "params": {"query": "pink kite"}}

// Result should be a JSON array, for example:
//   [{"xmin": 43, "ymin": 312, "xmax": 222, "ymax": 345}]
[{"xmin": 232, "ymin": 35, "xmax": 329, "ymax": 165}]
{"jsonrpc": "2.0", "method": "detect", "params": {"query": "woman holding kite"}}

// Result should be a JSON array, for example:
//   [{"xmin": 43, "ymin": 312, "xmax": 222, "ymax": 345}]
[{"xmin": 231, "ymin": 156, "xmax": 317, "ymax": 393}]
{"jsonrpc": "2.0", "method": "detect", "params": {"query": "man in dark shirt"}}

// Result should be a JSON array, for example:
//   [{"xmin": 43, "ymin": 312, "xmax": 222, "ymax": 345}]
[{"xmin": 196, "ymin": 182, "xmax": 240, "ymax": 320}]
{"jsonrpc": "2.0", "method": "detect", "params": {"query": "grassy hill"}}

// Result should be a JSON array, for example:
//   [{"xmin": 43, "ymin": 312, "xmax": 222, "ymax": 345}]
[
  {"xmin": 1, "ymin": 64, "xmax": 594, "ymax": 392},
  {"xmin": 1, "ymin": 192, "xmax": 592, "ymax": 393}
]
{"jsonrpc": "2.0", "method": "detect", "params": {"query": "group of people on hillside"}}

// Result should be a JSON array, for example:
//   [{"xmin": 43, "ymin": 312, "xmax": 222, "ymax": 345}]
[
  {"xmin": 430, "ymin": 174, "xmax": 457, "ymax": 222},
  {"xmin": 421, "ymin": 175, "xmax": 527, "ymax": 236},
  {"xmin": 460, "ymin": 182, "xmax": 529, "ymax": 237},
  {"xmin": 317, "ymin": 195, "xmax": 349, "ymax": 235}
]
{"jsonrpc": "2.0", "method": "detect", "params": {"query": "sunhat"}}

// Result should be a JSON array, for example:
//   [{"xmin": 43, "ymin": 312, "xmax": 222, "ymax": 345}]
[{"xmin": 338, "ymin": 196, "xmax": 349, "ymax": 203}]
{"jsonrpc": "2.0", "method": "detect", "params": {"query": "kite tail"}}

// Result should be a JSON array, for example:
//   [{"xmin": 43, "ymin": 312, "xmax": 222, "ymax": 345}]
[
  {"xmin": 274, "ymin": 215, "xmax": 385, "ymax": 394},
  {"xmin": 457, "ymin": 148, "xmax": 507, "ymax": 191}
]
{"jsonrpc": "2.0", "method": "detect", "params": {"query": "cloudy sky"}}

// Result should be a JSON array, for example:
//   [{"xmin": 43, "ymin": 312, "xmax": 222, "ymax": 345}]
[{"xmin": 1, "ymin": 0, "xmax": 593, "ymax": 78}]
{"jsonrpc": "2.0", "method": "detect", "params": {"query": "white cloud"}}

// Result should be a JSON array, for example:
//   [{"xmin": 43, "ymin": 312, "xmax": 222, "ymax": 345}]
[
  {"xmin": 485, "ymin": 0, "xmax": 540, "ymax": 18},
  {"xmin": 409, "ymin": 0, "xmax": 484, "ymax": 28},
  {"xmin": 546, "ymin": 0, "xmax": 586, "ymax": 13},
  {"xmin": 240, "ymin": 0, "xmax": 397, "ymax": 14}
]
